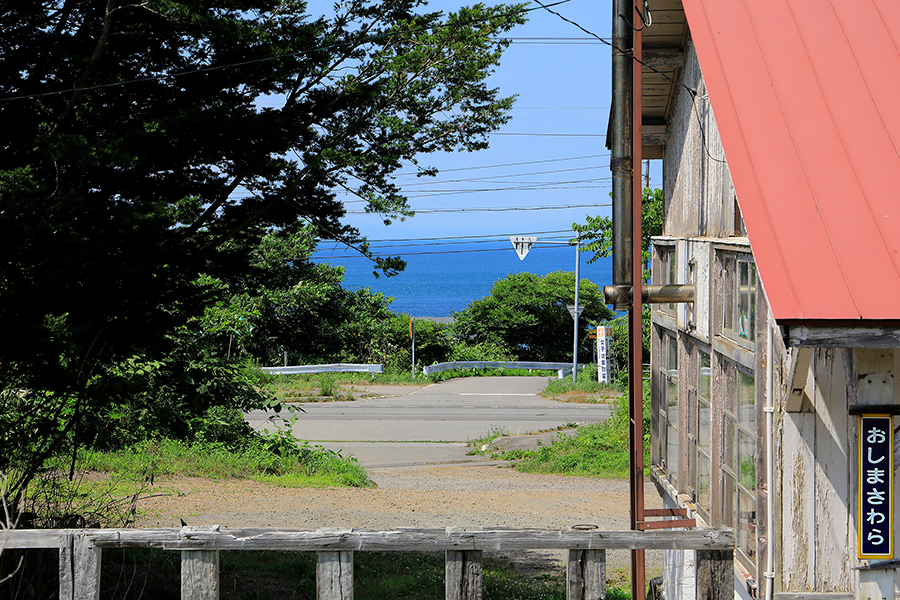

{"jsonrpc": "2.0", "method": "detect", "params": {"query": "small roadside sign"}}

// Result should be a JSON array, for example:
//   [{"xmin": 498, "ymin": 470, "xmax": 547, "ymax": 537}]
[
  {"xmin": 567, "ymin": 304, "xmax": 585, "ymax": 319},
  {"xmin": 510, "ymin": 236, "xmax": 537, "ymax": 260}
]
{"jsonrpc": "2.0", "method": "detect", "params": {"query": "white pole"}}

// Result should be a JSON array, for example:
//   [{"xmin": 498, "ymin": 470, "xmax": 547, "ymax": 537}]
[
  {"xmin": 411, "ymin": 317, "xmax": 416, "ymax": 379},
  {"xmin": 572, "ymin": 243, "xmax": 580, "ymax": 382}
]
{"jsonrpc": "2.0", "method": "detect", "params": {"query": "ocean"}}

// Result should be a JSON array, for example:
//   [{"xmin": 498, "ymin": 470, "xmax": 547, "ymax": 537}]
[{"xmin": 313, "ymin": 241, "xmax": 614, "ymax": 317}]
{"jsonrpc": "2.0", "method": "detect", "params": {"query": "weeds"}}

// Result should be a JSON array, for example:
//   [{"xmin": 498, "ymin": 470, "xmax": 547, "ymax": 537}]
[
  {"xmin": 466, "ymin": 426, "xmax": 510, "ymax": 454},
  {"xmin": 541, "ymin": 367, "xmax": 622, "ymax": 399},
  {"xmin": 467, "ymin": 396, "xmax": 650, "ymax": 479},
  {"xmin": 78, "ymin": 434, "xmax": 373, "ymax": 489}
]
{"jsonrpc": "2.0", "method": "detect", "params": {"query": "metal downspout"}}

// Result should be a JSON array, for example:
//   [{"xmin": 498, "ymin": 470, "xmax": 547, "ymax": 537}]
[{"xmin": 612, "ymin": 0, "xmax": 633, "ymax": 306}]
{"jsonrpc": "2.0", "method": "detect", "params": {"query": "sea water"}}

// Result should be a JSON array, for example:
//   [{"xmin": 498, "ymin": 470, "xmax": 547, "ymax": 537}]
[{"xmin": 313, "ymin": 241, "xmax": 614, "ymax": 317}]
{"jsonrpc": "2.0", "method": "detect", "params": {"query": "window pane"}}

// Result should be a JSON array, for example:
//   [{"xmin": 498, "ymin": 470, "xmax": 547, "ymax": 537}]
[
  {"xmin": 740, "ymin": 371, "xmax": 755, "ymax": 425},
  {"xmin": 749, "ymin": 263, "xmax": 757, "ymax": 339},
  {"xmin": 699, "ymin": 352, "xmax": 711, "ymax": 401},
  {"xmin": 668, "ymin": 335, "xmax": 678, "ymax": 374},
  {"xmin": 667, "ymin": 380, "xmax": 679, "ymax": 422},
  {"xmin": 739, "ymin": 261, "xmax": 750, "ymax": 339},
  {"xmin": 723, "ymin": 417, "xmax": 737, "ymax": 471},
  {"xmin": 698, "ymin": 454, "xmax": 711, "ymax": 509},
  {"xmin": 723, "ymin": 361, "xmax": 736, "ymax": 414},
  {"xmin": 699, "ymin": 400, "xmax": 711, "ymax": 453},
  {"xmin": 659, "ymin": 411, "xmax": 668, "ymax": 466},
  {"xmin": 739, "ymin": 490, "xmax": 757, "ymax": 560},
  {"xmin": 667, "ymin": 422, "xmax": 679, "ymax": 486},
  {"xmin": 739, "ymin": 430, "xmax": 756, "ymax": 490},
  {"xmin": 667, "ymin": 336, "xmax": 679, "ymax": 420},
  {"xmin": 722, "ymin": 475, "xmax": 736, "ymax": 529},
  {"xmin": 668, "ymin": 249, "xmax": 677, "ymax": 310},
  {"xmin": 723, "ymin": 257, "xmax": 735, "ymax": 332},
  {"xmin": 668, "ymin": 249, "xmax": 677, "ymax": 284}
]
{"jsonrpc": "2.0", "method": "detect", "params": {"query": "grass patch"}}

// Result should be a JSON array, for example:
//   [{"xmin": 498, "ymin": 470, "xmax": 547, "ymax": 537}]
[
  {"xmin": 466, "ymin": 426, "xmax": 511, "ymax": 454},
  {"xmin": 76, "ymin": 435, "xmax": 374, "ymax": 489},
  {"xmin": 483, "ymin": 396, "xmax": 649, "ymax": 479}
]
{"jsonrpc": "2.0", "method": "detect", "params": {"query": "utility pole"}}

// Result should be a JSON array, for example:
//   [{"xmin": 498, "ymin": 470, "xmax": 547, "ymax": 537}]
[{"xmin": 643, "ymin": 159, "xmax": 650, "ymax": 189}]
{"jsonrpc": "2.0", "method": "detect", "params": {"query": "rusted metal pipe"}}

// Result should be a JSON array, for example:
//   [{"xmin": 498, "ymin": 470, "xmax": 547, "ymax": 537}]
[{"xmin": 603, "ymin": 284, "xmax": 696, "ymax": 305}]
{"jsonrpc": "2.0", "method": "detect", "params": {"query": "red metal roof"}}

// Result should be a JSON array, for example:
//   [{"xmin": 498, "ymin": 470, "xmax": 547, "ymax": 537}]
[{"xmin": 681, "ymin": 0, "xmax": 900, "ymax": 322}]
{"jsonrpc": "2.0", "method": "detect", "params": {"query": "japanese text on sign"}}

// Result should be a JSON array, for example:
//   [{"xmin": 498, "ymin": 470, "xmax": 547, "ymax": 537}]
[
  {"xmin": 858, "ymin": 415, "xmax": 893, "ymax": 559},
  {"xmin": 596, "ymin": 326, "xmax": 613, "ymax": 383}
]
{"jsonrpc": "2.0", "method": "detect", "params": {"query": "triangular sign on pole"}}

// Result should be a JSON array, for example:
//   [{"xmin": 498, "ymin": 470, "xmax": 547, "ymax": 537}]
[
  {"xmin": 567, "ymin": 304, "xmax": 586, "ymax": 319},
  {"xmin": 510, "ymin": 236, "xmax": 536, "ymax": 260}
]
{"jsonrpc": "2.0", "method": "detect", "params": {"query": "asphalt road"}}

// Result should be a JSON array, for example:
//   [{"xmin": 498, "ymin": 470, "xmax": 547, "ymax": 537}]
[{"xmin": 244, "ymin": 376, "xmax": 612, "ymax": 467}]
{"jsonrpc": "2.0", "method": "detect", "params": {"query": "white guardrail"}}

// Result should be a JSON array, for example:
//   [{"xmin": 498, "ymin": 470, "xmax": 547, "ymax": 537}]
[
  {"xmin": 422, "ymin": 361, "xmax": 584, "ymax": 379},
  {"xmin": 261, "ymin": 363, "xmax": 384, "ymax": 375}
]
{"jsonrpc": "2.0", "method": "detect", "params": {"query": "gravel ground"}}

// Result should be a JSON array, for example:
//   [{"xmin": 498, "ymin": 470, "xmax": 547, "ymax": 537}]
[{"xmin": 136, "ymin": 460, "xmax": 664, "ymax": 585}]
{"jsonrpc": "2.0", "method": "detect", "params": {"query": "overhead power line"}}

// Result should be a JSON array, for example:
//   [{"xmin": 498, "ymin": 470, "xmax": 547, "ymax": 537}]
[
  {"xmin": 344, "ymin": 202, "xmax": 611, "ymax": 214},
  {"xmin": 393, "ymin": 153, "xmax": 609, "ymax": 177},
  {"xmin": 357, "ymin": 229, "xmax": 576, "ymax": 242}
]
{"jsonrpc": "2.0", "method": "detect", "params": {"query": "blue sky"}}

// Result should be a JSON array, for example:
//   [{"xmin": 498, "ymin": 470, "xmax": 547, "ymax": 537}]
[{"xmin": 314, "ymin": 0, "xmax": 660, "ymax": 243}]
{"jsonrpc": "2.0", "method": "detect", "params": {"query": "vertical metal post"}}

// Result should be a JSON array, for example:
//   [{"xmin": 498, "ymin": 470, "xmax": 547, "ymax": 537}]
[
  {"xmin": 630, "ymin": 2, "xmax": 646, "ymax": 599},
  {"xmin": 410, "ymin": 317, "xmax": 416, "ymax": 379},
  {"xmin": 572, "ymin": 243, "xmax": 581, "ymax": 382}
]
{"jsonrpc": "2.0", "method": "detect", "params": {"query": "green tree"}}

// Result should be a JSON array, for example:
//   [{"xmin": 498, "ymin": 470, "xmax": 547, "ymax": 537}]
[
  {"xmin": 452, "ymin": 271, "xmax": 615, "ymax": 362},
  {"xmin": 0, "ymin": 0, "xmax": 526, "ymax": 510},
  {"xmin": 572, "ymin": 187, "xmax": 664, "ymax": 278},
  {"xmin": 572, "ymin": 188, "xmax": 664, "ymax": 374}
]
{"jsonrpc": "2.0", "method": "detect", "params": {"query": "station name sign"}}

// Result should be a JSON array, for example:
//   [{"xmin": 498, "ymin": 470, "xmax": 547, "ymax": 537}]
[{"xmin": 858, "ymin": 414, "xmax": 894, "ymax": 559}]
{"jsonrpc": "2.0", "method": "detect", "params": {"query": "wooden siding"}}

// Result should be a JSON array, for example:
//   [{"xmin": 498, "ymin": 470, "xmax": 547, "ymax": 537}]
[{"xmin": 662, "ymin": 39, "xmax": 737, "ymax": 240}]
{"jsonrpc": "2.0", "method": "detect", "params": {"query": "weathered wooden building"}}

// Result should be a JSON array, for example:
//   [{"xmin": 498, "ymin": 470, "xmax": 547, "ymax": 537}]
[{"xmin": 633, "ymin": 1, "xmax": 900, "ymax": 599}]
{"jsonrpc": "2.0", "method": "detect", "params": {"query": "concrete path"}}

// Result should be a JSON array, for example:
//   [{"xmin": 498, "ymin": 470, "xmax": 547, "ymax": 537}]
[{"xmin": 245, "ymin": 376, "xmax": 611, "ymax": 467}]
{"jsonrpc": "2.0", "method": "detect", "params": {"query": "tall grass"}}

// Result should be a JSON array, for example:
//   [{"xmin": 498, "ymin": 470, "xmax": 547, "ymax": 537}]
[
  {"xmin": 78, "ymin": 436, "xmax": 374, "ymax": 488},
  {"xmin": 505, "ymin": 396, "xmax": 650, "ymax": 479}
]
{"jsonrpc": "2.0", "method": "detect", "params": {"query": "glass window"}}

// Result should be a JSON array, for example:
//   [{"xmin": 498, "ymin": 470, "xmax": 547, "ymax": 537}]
[
  {"xmin": 667, "ymin": 335, "xmax": 679, "ymax": 419},
  {"xmin": 698, "ymin": 454, "xmax": 711, "ymax": 509},
  {"xmin": 723, "ymin": 256, "xmax": 735, "ymax": 332},
  {"xmin": 697, "ymin": 351, "xmax": 712, "ymax": 512},
  {"xmin": 722, "ymin": 477, "xmax": 735, "ymax": 530},
  {"xmin": 739, "ymin": 490, "xmax": 757, "ymax": 560},
  {"xmin": 720, "ymin": 359, "xmax": 757, "ymax": 577},
  {"xmin": 738, "ymin": 262, "xmax": 757, "ymax": 340},
  {"xmin": 699, "ymin": 353, "xmax": 711, "ymax": 452},
  {"xmin": 662, "ymin": 333, "xmax": 679, "ymax": 486},
  {"xmin": 739, "ymin": 430, "xmax": 756, "ymax": 489},
  {"xmin": 668, "ymin": 249, "xmax": 677, "ymax": 311},
  {"xmin": 719, "ymin": 253, "xmax": 756, "ymax": 345},
  {"xmin": 667, "ymin": 422, "xmax": 679, "ymax": 486},
  {"xmin": 740, "ymin": 371, "xmax": 755, "ymax": 425}
]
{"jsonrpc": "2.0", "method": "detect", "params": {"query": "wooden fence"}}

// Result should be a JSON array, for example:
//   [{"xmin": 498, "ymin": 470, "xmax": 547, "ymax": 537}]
[{"xmin": 3, "ymin": 526, "xmax": 734, "ymax": 600}]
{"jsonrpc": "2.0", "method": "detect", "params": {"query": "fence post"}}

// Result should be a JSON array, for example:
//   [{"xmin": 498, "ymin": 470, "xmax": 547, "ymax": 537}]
[
  {"xmin": 59, "ymin": 532, "xmax": 101, "ymax": 600},
  {"xmin": 317, "ymin": 551, "xmax": 354, "ymax": 600},
  {"xmin": 567, "ymin": 549, "xmax": 606, "ymax": 600},
  {"xmin": 181, "ymin": 549, "xmax": 219, "ymax": 599},
  {"xmin": 446, "ymin": 549, "xmax": 482, "ymax": 600},
  {"xmin": 696, "ymin": 550, "xmax": 733, "ymax": 600}
]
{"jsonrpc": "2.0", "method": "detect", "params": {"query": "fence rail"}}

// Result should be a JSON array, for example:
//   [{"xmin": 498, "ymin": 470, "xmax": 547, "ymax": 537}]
[
  {"xmin": 3, "ymin": 526, "xmax": 734, "ymax": 600},
  {"xmin": 261, "ymin": 363, "xmax": 384, "ymax": 375},
  {"xmin": 422, "ymin": 361, "xmax": 584, "ymax": 379}
]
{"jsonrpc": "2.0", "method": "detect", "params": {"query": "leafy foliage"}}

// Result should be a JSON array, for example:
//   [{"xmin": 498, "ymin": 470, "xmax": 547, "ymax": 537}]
[
  {"xmin": 451, "ymin": 271, "xmax": 614, "ymax": 362},
  {"xmin": 573, "ymin": 187, "xmax": 664, "ymax": 280},
  {"xmin": 0, "ymin": 0, "xmax": 526, "ymax": 513}
]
